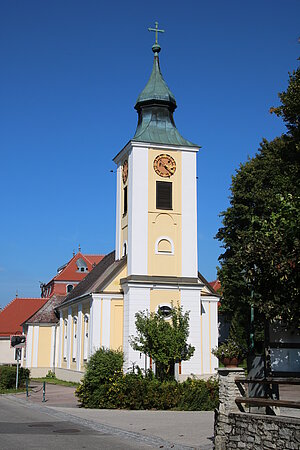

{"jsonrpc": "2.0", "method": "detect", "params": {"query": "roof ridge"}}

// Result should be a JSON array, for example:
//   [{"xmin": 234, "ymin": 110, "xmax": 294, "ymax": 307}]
[
  {"xmin": 83, "ymin": 254, "xmax": 104, "ymax": 265},
  {"xmin": 52, "ymin": 252, "xmax": 80, "ymax": 281}
]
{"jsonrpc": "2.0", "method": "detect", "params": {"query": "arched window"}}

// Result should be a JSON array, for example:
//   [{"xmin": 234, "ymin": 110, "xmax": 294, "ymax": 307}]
[
  {"xmin": 72, "ymin": 316, "xmax": 78, "ymax": 362},
  {"xmin": 155, "ymin": 237, "xmax": 174, "ymax": 255},
  {"xmin": 67, "ymin": 284, "xmax": 73, "ymax": 293},
  {"xmin": 83, "ymin": 314, "xmax": 89, "ymax": 361},
  {"xmin": 63, "ymin": 319, "xmax": 68, "ymax": 360},
  {"xmin": 122, "ymin": 241, "xmax": 127, "ymax": 257}
]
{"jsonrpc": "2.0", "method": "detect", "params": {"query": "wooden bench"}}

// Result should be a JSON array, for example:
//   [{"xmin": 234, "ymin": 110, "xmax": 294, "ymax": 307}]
[{"xmin": 235, "ymin": 396, "xmax": 300, "ymax": 409}]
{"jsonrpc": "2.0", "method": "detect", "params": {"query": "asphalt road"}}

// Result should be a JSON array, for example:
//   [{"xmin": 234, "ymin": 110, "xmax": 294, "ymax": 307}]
[{"xmin": 0, "ymin": 396, "xmax": 155, "ymax": 450}]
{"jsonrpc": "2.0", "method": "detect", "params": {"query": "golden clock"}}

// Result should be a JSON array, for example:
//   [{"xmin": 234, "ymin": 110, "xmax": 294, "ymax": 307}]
[
  {"xmin": 153, "ymin": 154, "xmax": 176, "ymax": 178},
  {"xmin": 122, "ymin": 160, "xmax": 128, "ymax": 183}
]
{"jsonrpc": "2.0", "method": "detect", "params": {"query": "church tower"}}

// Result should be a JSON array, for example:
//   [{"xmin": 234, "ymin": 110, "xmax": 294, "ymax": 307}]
[{"xmin": 114, "ymin": 25, "xmax": 218, "ymax": 376}]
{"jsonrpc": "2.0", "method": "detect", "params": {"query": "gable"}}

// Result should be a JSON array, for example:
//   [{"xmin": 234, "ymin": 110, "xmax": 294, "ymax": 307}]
[{"xmin": 102, "ymin": 264, "xmax": 127, "ymax": 293}]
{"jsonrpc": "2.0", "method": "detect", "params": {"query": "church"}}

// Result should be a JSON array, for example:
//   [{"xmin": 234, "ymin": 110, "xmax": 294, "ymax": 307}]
[{"xmin": 23, "ymin": 27, "xmax": 219, "ymax": 382}]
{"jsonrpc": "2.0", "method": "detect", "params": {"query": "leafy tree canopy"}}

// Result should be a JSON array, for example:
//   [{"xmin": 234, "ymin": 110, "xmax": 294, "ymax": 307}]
[
  {"xmin": 217, "ymin": 60, "xmax": 300, "ymax": 328},
  {"xmin": 130, "ymin": 305, "xmax": 195, "ymax": 380}
]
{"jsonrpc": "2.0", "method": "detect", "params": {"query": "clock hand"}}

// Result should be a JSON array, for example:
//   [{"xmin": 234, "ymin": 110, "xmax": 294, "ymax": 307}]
[{"xmin": 163, "ymin": 164, "xmax": 173, "ymax": 175}]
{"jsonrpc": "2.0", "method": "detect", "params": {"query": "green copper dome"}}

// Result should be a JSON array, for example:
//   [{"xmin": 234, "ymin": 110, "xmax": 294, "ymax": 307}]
[
  {"xmin": 135, "ymin": 55, "xmax": 177, "ymax": 110},
  {"xmin": 133, "ymin": 46, "xmax": 197, "ymax": 147}
]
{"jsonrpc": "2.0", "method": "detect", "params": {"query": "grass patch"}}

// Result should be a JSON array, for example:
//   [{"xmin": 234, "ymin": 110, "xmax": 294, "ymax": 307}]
[
  {"xmin": 31, "ymin": 377, "xmax": 79, "ymax": 387},
  {"xmin": 0, "ymin": 388, "xmax": 26, "ymax": 394}
]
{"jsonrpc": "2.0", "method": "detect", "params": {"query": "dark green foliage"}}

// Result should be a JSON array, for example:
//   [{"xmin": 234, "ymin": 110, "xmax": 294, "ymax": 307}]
[
  {"xmin": 76, "ymin": 347, "xmax": 124, "ymax": 407},
  {"xmin": 130, "ymin": 305, "xmax": 195, "ymax": 380},
  {"xmin": 270, "ymin": 66, "xmax": 300, "ymax": 139},
  {"xmin": 76, "ymin": 369, "xmax": 218, "ymax": 410},
  {"xmin": 84, "ymin": 347, "xmax": 124, "ymax": 386},
  {"xmin": 178, "ymin": 377, "xmax": 219, "ymax": 411},
  {"xmin": 216, "ymin": 60, "xmax": 300, "ymax": 330},
  {"xmin": 0, "ymin": 365, "xmax": 30, "ymax": 390}
]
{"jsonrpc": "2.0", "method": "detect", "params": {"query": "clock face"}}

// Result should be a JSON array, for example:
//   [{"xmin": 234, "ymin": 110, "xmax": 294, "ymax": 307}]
[
  {"xmin": 153, "ymin": 154, "xmax": 176, "ymax": 178},
  {"xmin": 122, "ymin": 160, "xmax": 128, "ymax": 183}
]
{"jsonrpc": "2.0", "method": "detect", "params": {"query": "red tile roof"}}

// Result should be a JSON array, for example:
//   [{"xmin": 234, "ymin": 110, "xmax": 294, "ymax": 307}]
[
  {"xmin": 209, "ymin": 280, "xmax": 221, "ymax": 293},
  {"xmin": 50, "ymin": 253, "xmax": 105, "ymax": 283},
  {"xmin": 0, "ymin": 297, "xmax": 48, "ymax": 337}
]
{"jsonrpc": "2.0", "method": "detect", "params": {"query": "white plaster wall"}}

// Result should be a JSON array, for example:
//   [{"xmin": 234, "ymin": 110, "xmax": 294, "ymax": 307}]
[
  {"xmin": 115, "ymin": 164, "xmax": 122, "ymax": 260},
  {"xmin": 59, "ymin": 312, "xmax": 63, "ymax": 368},
  {"xmin": 54, "ymin": 325, "xmax": 60, "ymax": 369},
  {"xmin": 32, "ymin": 326, "xmax": 39, "ymax": 368},
  {"xmin": 101, "ymin": 298, "xmax": 111, "ymax": 349},
  {"xmin": 123, "ymin": 285, "xmax": 150, "ymax": 372},
  {"xmin": 50, "ymin": 326, "xmax": 55, "ymax": 369},
  {"xmin": 127, "ymin": 145, "xmax": 148, "ymax": 276},
  {"xmin": 181, "ymin": 151, "xmax": 198, "ymax": 278},
  {"xmin": 77, "ymin": 304, "xmax": 82, "ymax": 371},
  {"xmin": 0, "ymin": 339, "xmax": 15, "ymax": 365},
  {"xmin": 91, "ymin": 295, "xmax": 101, "ymax": 353},
  {"xmin": 200, "ymin": 298, "xmax": 219, "ymax": 375},
  {"xmin": 180, "ymin": 288, "xmax": 202, "ymax": 375},
  {"xmin": 67, "ymin": 307, "xmax": 72, "ymax": 369},
  {"xmin": 26, "ymin": 326, "xmax": 33, "ymax": 368}
]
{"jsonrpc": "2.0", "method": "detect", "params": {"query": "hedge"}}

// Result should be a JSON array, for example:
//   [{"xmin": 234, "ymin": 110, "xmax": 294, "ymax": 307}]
[{"xmin": 0, "ymin": 365, "xmax": 30, "ymax": 390}]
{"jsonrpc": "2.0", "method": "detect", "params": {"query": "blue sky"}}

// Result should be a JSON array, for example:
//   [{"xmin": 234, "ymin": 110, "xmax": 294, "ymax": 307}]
[{"xmin": 0, "ymin": 0, "xmax": 299, "ymax": 307}]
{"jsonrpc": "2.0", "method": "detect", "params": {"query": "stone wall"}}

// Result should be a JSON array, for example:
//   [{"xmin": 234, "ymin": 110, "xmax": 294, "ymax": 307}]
[
  {"xmin": 214, "ymin": 367, "xmax": 300, "ymax": 450},
  {"xmin": 225, "ymin": 412, "xmax": 300, "ymax": 450}
]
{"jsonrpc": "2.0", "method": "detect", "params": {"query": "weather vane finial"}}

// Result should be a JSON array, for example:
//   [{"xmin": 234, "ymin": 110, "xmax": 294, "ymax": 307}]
[{"xmin": 148, "ymin": 21, "xmax": 165, "ymax": 54}]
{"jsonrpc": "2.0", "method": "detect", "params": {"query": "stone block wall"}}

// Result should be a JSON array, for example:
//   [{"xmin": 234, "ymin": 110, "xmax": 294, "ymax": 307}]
[
  {"xmin": 214, "ymin": 367, "xmax": 300, "ymax": 449},
  {"xmin": 225, "ymin": 412, "xmax": 300, "ymax": 450}
]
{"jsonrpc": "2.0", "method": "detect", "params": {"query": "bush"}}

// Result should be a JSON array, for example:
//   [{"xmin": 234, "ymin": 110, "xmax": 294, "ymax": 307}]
[
  {"xmin": 45, "ymin": 370, "xmax": 56, "ymax": 379},
  {"xmin": 76, "ymin": 347, "xmax": 124, "ymax": 407},
  {"xmin": 179, "ymin": 377, "xmax": 219, "ymax": 411},
  {"xmin": 76, "ymin": 367, "xmax": 218, "ymax": 410},
  {"xmin": 76, "ymin": 347, "xmax": 218, "ymax": 410},
  {"xmin": 0, "ymin": 365, "xmax": 30, "ymax": 390}
]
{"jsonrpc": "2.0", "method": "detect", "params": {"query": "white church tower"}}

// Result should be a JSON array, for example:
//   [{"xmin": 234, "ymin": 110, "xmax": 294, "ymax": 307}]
[{"xmin": 114, "ymin": 24, "xmax": 218, "ymax": 377}]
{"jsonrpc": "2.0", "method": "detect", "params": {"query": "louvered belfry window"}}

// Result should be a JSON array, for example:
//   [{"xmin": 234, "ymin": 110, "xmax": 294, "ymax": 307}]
[
  {"xmin": 123, "ymin": 186, "xmax": 128, "ymax": 215},
  {"xmin": 156, "ymin": 181, "xmax": 172, "ymax": 210}
]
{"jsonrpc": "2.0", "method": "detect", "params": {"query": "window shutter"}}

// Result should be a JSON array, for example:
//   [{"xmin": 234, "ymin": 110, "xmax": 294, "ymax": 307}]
[{"xmin": 156, "ymin": 181, "xmax": 172, "ymax": 210}]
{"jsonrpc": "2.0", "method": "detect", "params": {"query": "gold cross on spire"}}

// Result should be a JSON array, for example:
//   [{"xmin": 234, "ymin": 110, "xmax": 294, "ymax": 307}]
[{"xmin": 148, "ymin": 21, "xmax": 165, "ymax": 45}]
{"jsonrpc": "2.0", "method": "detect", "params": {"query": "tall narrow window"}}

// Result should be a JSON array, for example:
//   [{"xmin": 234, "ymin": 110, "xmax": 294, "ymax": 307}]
[
  {"xmin": 123, "ymin": 186, "xmax": 128, "ymax": 215},
  {"xmin": 72, "ymin": 316, "xmax": 77, "ymax": 362},
  {"xmin": 63, "ymin": 319, "xmax": 68, "ymax": 360},
  {"xmin": 156, "ymin": 181, "xmax": 172, "ymax": 210},
  {"xmin": 83, "ymin": 314, "xmax": 89, "ymax": 361}
]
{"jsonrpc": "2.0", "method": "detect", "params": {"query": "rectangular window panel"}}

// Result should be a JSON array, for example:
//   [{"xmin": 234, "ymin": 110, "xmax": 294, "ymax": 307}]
[
  {"xmin": 156, "ymin": 181, "xmax": 172, "ymax": 210},
  {"xmin": 123, "ymin": 186, "xmax": 128, "ymax": 215}
]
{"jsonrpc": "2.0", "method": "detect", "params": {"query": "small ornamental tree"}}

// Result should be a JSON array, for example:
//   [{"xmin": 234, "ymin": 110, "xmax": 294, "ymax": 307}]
[{"xmin": 129, "ymin": 305, "xmax": 195, "ymax": 380}]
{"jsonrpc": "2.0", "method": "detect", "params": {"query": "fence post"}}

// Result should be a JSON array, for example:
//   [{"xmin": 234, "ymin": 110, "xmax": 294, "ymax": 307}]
[
  {"xmin": 42, "ymin": 382, "xmax": 46, "ymax": 402},
  {"xmin": 214, "ymin": 367, "xmax": 245, "ymax": 450}
]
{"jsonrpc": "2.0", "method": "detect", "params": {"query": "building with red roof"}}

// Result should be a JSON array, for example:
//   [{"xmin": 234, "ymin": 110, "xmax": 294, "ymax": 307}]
[
  {"xmin": 0, "ymin": 297, "xmax": 47, "ymax": 364},
  {"xmin": 40, "ymin": 252, "xmax": 104, "ymax": 298},
  {"xmin": 0, "ymin": 250, "xmax": 103, "ymax": 365}
]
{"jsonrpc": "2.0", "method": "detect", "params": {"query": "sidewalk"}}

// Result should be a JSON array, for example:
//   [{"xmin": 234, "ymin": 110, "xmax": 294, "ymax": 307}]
[{"xmin": 21, "ymin": 382, "xmax": 215, "ymax": 449}]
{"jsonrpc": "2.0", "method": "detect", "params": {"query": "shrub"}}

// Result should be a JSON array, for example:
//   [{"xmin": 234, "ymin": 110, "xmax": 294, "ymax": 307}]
[
  {"xmin": 179, "ymin": 377, "xmax": 219, "ymax": 411},
  {"xmin": 0, "ymin": 365, "xmax": 30, "ymax": 390},
  {"xmin": 45, "ymin": 370, "xmax": 56, "ymax": 379},
  {"xmin": 76, "ymin": 347, "xmax": 218, "ymax": 410},
  {"xmin": 76, "ymin": 347, "xmax": 124, "ymax": 407}
]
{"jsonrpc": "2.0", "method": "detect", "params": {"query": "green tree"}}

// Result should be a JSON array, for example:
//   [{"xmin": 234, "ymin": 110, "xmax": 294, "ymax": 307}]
[
  {"xmin": 130, "ymin": 305, "xmax": 195, "ymax": 380},
  {"xmin": 216, "ymin": 60, "xmax": 300, "ymax": 331}
]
